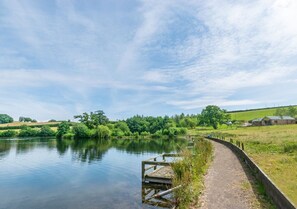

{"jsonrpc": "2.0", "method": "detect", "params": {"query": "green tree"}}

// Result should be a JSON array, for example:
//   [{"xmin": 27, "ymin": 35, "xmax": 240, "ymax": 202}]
[
  {"xmin": 72, "ymin": 123, "xmax": 90, "ymax": 139},
  {"xmin": 90, "ymin": 110, "xmax": 109, "ymax": 127},
  {"xmin": 0, "ymin": 114, "xmax": 13, "ymax": 124},
  {"xmin": 288, "ymin": 106, "xmax": 297, "ymax": 117},
  {"xmin": 56, "ymin": 121, "xmax": 70, "ymax": 139},
  {"xmin": 74, "ymin": 110, "xmax": 109, "ymax": 129},
  {"xmin": 199, "ymin": 105, "xmax": 230, "ymax": 129},
  {"xmin": 95, "ymin": 125, "xmax": 111, "ymax": 140},
  {"xmin": 18, "ymin": 126, "xmax": 39, "ymax": 137},
  {"xmin": 39, "ymin": 126, "xmax": 55, "ymax": 137}
]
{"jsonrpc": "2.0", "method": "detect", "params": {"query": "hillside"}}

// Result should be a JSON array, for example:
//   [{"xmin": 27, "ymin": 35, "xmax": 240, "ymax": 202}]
[{"xmin": 229, "ymin": 105, "xmax": 297, "ymax": 121}]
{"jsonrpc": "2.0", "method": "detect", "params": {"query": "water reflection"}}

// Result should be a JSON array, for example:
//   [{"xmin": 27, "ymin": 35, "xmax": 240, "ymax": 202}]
[
  {"xmin": 142, "ymin": 183, "xmax": 176, "ymax": 208},
  {"xmin": 0, "ymin": 137, "xmax": 186, "ymax": 209}
]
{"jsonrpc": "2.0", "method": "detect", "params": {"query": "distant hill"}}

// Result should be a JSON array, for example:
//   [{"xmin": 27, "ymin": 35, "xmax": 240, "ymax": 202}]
[{"xmin": 228, "ymin": 105, "xmax": 297, "ymax": 121}]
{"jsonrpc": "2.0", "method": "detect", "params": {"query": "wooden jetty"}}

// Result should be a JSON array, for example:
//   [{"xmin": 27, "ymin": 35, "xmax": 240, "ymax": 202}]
[{"xmin": 142, "ymin": 153, "xmax": 180, "ymax": 185}]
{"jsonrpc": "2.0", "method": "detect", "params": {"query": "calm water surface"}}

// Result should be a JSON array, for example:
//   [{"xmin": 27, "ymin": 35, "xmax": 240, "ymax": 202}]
[{"xmin": 0, "ymin": 138, "xmax": 186, "ymax": 209}]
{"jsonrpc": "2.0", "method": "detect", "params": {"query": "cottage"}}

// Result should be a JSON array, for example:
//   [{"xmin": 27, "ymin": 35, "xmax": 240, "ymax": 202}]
[{"xmin": 252, "ymin": 116, "xmax": 296, "ymax": 126}]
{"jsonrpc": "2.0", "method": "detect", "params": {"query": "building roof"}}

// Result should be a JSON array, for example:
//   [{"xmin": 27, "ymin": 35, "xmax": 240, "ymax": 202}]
[
  {"xmin": 252, "ymin": 116, "xmax": 295, "ymax": 122},
  {"xmin": 252, "ymin": 118, "xmax": 263, "ymax": 122},
  {"xmin": 264, "ymin": 116, "xmax": 295, "ymax": 120}
]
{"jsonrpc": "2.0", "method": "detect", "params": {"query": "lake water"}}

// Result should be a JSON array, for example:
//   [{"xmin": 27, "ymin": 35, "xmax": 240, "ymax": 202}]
[{"xmin": 0, "ymin": 138, "xmax": 186, "ymax": 209}]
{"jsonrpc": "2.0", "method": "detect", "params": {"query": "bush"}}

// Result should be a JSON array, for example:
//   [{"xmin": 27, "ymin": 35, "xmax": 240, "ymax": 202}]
[
  {"xmin": 111, "ymin": 128, "xmax": 125, "ymax": 137},
  {"xmin": 72, "ymin": 123, "xmax": 90, "ymax": 139},
  {"xmin": 95, "ymin": 125, "xmax": 111, "ymax": 140},
  {"xmin": 39, "ymin": 126, "xmax": 56, "ymax": 137},
  {"xmin": 152, "ymin": 130, "xmax": 162, "ymax": 138},
  {"xmin": 172, "ymin": 138, "xmax": 213, "ymax": 208},
  {"xmin": 0, "ymin": 130, "xmax": 17, "ymax": 137},
  {"xmin": 62, "ymin": 133, "xmax": 74, "ymax": 140},
  {"xmin": 133, "ymin": 132, "xmax": 139, "ymax": 139},
  {"xmin": 177, "ymin": 128, "xmax": 187, "ymax": 135},
  {"xmin": 18, "ymin": 126, "xmax": 39, "ymax": 137},
  {"xmin": 56, "ymin": 121, "xmax": 70, "ymax": 139}
]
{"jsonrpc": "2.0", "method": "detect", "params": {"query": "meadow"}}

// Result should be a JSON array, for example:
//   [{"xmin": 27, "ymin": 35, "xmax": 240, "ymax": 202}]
[
  {"xmin": 228, "ymin": 105, "xmax": 297, "ymax": 121},
  {"xmin": 207, "ymin": 124, "xmax": 297, "ymax": 205}
]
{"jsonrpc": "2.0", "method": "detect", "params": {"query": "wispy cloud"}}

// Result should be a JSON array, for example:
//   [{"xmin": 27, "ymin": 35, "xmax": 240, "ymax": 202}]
[{"xmin": 0, "ymin": 0, "xmax": 297, "ymax": 120}]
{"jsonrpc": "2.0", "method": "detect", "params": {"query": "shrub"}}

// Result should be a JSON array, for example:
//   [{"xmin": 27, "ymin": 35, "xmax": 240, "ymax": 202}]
[
  {"xmin": 177, "ymin": 128, "xmax": 187, "ymax": 135},
  {"xmin": 140, "ymin": 131, "xmax": 150, "ymax": 137},
  {"xmin": 152, "ymin": 130, "xmax": 162, "ymax": 138},
  {"xmin": 18, "ymin": 126, "xmax": 39, "ymax": 137},
  {"xmin": 62, "ymin": 133, "xmax": 74, "ymax": 140},
  {"xmin": 72, "ymin": 123, "xmax": 91, "ymax": 139},
  {"xmin": 56, "ymin": 121, "xmax": 70, "ymax": 139},
  {"xmin": 39, "ymin": 126, "xmax": 56, "ymax": 137},
  {"xmin": 172, "ymin": 138, "xmax": 213, "ymax": 208},
  {"xmin": 111, "ymin": 128, "xmax": 125, "ymax": 137},
  {"xmin": 133, "ymin": 132, "xmax": 139, "ymax": 139},
  {"xmin": 95, "ymin": 125, "xmax": 111, "ymax": 140},
  {"xmin": 0, "ymin": 130, "xmax": 17, "ymax": 137}
]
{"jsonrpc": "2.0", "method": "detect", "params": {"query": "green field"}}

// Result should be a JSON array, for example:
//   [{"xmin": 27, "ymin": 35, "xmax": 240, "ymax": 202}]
[
  {"xmin": 206, "ymin": 125, "xmax": 297, "ymax": 205},
  {"xmin": 229, "ymin": 106, "xmax": 297, "ymax": 121}
]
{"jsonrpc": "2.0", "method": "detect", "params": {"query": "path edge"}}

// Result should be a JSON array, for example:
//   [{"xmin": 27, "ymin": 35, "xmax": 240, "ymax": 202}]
[{"xmin": 205, "ymin": 136, "xmax": 296, "ymax": 209}]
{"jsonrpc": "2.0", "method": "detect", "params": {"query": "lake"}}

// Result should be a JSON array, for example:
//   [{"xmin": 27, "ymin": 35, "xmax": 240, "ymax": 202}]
[{"xmin": 0, "ymin": 138, "xmax": 186, "ymax": 209}]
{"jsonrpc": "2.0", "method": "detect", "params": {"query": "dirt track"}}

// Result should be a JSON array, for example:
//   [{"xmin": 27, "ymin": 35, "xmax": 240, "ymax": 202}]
[{"xmin": 197, "ymin": 140, "xmax": 272, "ymax": 209}]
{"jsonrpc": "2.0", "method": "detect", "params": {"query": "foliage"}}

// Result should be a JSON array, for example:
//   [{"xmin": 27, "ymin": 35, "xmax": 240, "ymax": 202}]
[
  {"xmin": 114, "ymin": 121, "xmax": 131, "ymax": 135},
  {"xmin": 72, "ymin": 123, "xmax": 91, "ymax": 139},
  {"xmin": 172, "ymin": 138, "xmax": 213, "ymax": 208},
  {"xmin": 18, "ymin": 126, "xmax": 39, "ymax": 137},
  {"xmin": 74, "ymin": 110, "xmax": 108, "ymax": 129},
  {"xmin": 0, "ymin": 130, "xmax": 17, "ymax": 137},
  {"xmin": 274, "ymin": 106, "xmax": 297, "ymax": 118},
  {"xmin": 0, "ymin": 114, "xmax": 13, "ymax": 124},
  {"xmin": 56, "ymin": 121, "xmax": 71, "ymax": 139},
  {"xmin": 199, "ymin": 105, "xmax": 230, "ymax": 129},
  {"xmin": 19, "ymin": 117, "xmax": 37, "ymax": 122},
  {"xmin": 94, "ymin": 125, "xmax": 111, "ymax": 140},
  {"xmin": 39, "ymin": 125, "xmax": 56, "ymax": 137}
]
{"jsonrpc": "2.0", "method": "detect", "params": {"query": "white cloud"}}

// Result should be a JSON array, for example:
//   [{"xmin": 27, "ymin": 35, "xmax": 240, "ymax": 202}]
[{"xmin": 1, "ymin": 0, "xmax": 297, "ymax": 119}]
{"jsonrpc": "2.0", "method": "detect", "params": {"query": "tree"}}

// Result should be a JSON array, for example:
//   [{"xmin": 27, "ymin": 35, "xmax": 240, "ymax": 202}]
[
  {"xmin": 0, "ymin": 114, "xmax": 13, "ymax": 124},
  {"xmin": 19, "ymin": 116, "xmax": 36, "ymax": 122},
  {"xmin": 74, "ymin": 110, "xmax": 109, "ymax": 129},
  {"xmin": 90, "ymin": 110, "xmax": 109, "ymax": 127},
  {"xmin": 56, "ymin": 121, "xmax": 70, "ymax": 139},
  {"xmin": 72, "ymin": 123, "xmax": 90, "ymax": 139},
  {"xmin": 39, "ymin": 126, "xmax": 55, "ymax": 137},
  {"xmin": 95, "ymin": 125, "xmax": 111, "ymax": 139},
  {"xmin": 199, "ymin": 105, "xmax": 230, "ymax": 129}
]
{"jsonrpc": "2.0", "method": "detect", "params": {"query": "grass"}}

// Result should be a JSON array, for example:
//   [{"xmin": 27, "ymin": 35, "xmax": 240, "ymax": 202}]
[
  {"xmin": 229, "ymin": 105, "xmax": 297, "ymax": 121},
  {"xmin": 172, "ymin": 137, "xmax": 213, "ymax": 209},
  {"xmin": 205, "ymin": 124, "xmax": 297, "ymax": 205},
  {"xmin": 0, "ymin": 121, "xmax": 60, "ymax": 127}
]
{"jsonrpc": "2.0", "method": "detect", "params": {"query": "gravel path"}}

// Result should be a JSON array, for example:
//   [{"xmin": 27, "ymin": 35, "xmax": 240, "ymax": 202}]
[{"xmin": 197, "ymin": 140, "xmax": 267, "ymax": 209}]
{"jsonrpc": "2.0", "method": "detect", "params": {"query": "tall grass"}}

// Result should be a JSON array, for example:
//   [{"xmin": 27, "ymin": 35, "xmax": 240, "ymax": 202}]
[
  {"xmin": 172, "ymin": 138, "xmax": 213, "ymax": 208},
  {"xmin": 208, "ymin": 124, "xmax": 297, "ymax": 205}
]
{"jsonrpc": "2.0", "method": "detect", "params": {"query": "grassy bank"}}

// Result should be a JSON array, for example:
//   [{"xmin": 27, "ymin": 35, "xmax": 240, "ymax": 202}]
[
  {"xmin": 229, "ymin": 105, "xmax": 297, "ymax": 121},
  {"xmin": 172, "ymin": 137, "xmax": 213, "ymax": 208},
  {"xmin": 206, "ymin": 124, "xmax": 297, "ymax": 205}
]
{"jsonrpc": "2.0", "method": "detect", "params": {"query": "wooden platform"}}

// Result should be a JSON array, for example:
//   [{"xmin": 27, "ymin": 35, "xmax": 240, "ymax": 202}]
[{"xmin": 142, "ymin": 153, "xmax": 179, "ymax": 185}]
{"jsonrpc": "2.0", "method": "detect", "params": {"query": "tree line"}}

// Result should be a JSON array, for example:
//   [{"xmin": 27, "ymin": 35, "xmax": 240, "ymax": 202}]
[
  {"xmin": 57, "ymin": 105, "xmax": 230, "ymax": 139},
  {"xmin": 0, "ymin": 105, "xmax": 230, "ymax": 139}
]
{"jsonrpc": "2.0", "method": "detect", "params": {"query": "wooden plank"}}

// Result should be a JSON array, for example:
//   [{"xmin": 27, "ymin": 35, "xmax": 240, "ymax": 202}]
[{"xmin": 142, "ymin": 161, "xmax": 171, "ymax": 166}]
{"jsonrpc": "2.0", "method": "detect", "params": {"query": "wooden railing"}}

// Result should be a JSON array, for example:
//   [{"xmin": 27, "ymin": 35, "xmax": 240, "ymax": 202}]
[{"xmin": 142, "ymin": 153, "xmax": 180, "ymax": 182}]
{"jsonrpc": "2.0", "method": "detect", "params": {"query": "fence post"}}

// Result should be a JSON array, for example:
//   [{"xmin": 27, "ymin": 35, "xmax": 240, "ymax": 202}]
[
  {"xmin": 142, "ymin": 161, "xmax": 145, "ymax": 179},
  {"xmin": 154, "ymin": 157, "xmax": 157, "ymax": 170}
]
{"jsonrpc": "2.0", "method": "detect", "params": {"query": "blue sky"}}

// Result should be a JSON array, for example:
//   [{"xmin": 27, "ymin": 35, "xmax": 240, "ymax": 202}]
[{"xmin": 1, "ymin": 0, "xmax": 297, "ymax": 121}]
